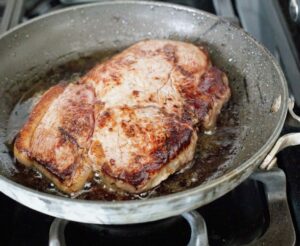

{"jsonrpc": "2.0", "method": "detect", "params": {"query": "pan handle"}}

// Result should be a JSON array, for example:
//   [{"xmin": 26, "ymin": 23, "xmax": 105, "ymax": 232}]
[
  {"xmin": 260, "ymin": 97, "xmax": 300, "ymax": 170},
  {"xmin": 288, "ymin": 95, "xmax": 300, "ymax": 123},
  {"xmin": 49, "ymin": 218, "xmax": 67, "ymax": 246},
  {"xmin": 183, "ymin": 211, "xmax": 209, "ymax": 246}
]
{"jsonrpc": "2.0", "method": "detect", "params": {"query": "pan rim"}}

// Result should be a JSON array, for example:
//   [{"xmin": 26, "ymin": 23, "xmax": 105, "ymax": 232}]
[{"xmin": 0, "ymin": 1, "xmax": 288, "ymax": 207}]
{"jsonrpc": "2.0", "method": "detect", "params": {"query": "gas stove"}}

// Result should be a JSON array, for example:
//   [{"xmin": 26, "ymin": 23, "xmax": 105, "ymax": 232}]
[{"xmin": 1, "ymin": 0, "xmax": 300, "ymax": 245}]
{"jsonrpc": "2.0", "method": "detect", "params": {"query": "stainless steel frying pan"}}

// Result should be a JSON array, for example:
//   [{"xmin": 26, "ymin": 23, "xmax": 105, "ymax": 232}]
[{"xmin": 0, "ymin": 1, "xmax": 290, "ymax": 224}]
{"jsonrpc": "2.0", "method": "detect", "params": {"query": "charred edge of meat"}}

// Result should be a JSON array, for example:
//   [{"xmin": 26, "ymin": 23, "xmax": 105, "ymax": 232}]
[
  {"xmin": 101, "ymin": 124, "xmax": 193, "ymax": 187},
  {"xmin": 198, "ymin": 67, "xmax": 228, "ymax": 96},
  {"xmin": 30, "ymin": 156, "xmax": 78, "ymax": 181},
  {"xmin": 181, "ymin": 66, "xmax": 229, "ymax": 126}
]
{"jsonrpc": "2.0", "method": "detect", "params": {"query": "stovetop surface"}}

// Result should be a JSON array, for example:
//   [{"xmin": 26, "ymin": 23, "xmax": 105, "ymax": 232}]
[
  {"xmin": 0, "ymin": 177, "xmax": 269, "ymax": 246},
  {"xmin": 1, "ymin": 0, "xmax": 300, "ymax": 245}
]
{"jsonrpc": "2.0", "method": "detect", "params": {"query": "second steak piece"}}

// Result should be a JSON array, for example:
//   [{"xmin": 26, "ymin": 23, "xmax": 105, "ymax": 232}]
[{"xmin": 14, "ymin": 83, "xmax": 95, "ymax": 193}]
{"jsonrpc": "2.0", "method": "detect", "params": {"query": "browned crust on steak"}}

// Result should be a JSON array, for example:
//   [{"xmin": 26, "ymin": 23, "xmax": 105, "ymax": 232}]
[
  {"xmin": 101, "ymin": 120, "xmax": 194, "ymax": 188},
  {"xmin": 100, "ymin": 131, "xmax": 198, "ymax": 193},
  {"xmin": 180, "ymin": 66, "xmax": 231, "ymax": 129},
  {"xmin": 30, "ymin": 157, "xmax": 93, "ymax": 194},
  {"xmin": 201, "ymin": 67, "xmax": 230, "ymax": 129}
]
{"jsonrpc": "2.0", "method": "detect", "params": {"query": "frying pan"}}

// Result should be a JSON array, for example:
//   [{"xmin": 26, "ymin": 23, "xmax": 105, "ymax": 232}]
[{"xmin": 0, "ymin": 1, "xmax": 289, "ymax": 224}]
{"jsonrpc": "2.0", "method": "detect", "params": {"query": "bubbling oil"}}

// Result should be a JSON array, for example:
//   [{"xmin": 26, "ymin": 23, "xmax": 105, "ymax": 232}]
[{"xmin": 9, "ymin": 51, "xmax": 240, "ymax": 201}]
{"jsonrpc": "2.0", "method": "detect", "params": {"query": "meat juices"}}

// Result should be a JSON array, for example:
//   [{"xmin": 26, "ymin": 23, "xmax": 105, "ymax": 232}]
[{"xmin": 14, "ymin": 40, "xmax": 230, "ymax": 194}]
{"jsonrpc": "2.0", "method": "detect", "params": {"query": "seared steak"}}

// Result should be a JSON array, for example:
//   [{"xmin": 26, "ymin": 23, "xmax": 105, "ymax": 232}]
[
  {"xmin": 14, "ymin": 40, "xmax": 230, "ymax": 194},
  {"xmin": 14, "ymin": 83, "xmax": 94, "ymax": 193}
]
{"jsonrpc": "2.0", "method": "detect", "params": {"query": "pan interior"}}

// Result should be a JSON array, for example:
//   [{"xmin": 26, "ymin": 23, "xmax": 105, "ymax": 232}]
[
  {"xmin": 5, "ymin": 50, "xmax": 240, "ymax": 200},
  {"xmin": 0, "ymin": 3, "xmax": 286, "ymax": 200}
]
